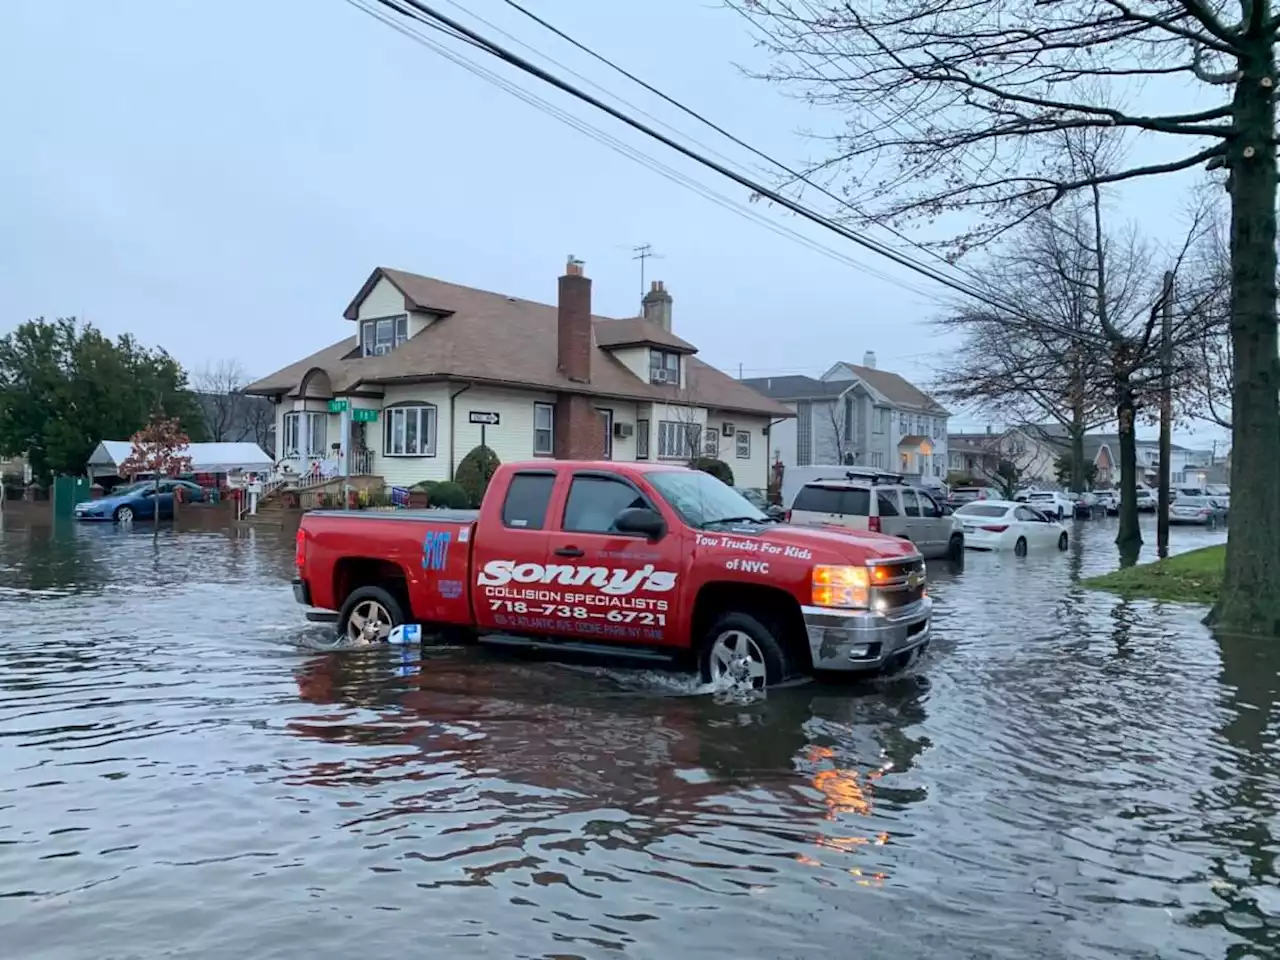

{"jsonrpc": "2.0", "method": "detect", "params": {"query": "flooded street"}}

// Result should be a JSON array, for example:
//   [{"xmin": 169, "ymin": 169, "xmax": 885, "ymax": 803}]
[{"xmin": 1, "ymin": 515, "xmax": 1275, "ymax": 959}]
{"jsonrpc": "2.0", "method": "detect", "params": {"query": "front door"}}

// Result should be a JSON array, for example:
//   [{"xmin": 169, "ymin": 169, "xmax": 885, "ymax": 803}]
[{"xmin": 544, "ymin": 471, "xmax": 680, "ymax": 647}]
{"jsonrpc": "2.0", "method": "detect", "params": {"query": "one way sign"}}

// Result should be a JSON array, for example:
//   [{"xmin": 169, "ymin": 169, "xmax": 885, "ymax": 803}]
[{"xmin": 468, "ymin": 411, "xmax": 501, "ymax": 426}]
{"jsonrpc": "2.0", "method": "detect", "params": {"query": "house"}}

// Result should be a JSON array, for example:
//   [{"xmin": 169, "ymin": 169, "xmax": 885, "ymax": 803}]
[
  {"xmin": 1024, "ymin": 424, "xmax": 1215, "ymax": 486},
  {"xmin": 742, "ymin": 353, "xmax": 950, "ymax": 478},
  {"xmin": 947, "ymin": 429, "xmax": 1060, "ymax": 485},
  {"xmin": 243, "ymin": 259, "xmax": 792, "ymax": 489}
]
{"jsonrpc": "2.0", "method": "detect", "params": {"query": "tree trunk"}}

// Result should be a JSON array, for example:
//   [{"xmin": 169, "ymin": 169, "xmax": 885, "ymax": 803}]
[
  {"xmin": 1216, "ymin": 35, "xmax": 1280, "ymax": 636},
  {"xmin": 1070, "ymin": 421, "xmax": 1085, "ymax": 494},
  {"xmin": 1115, "ymin": 382, "xmax": 1142, "ymax": 551}
]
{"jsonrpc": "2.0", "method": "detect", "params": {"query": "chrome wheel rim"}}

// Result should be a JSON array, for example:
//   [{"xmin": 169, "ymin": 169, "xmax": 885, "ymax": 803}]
[
  {"xmin": 708, "ymin": 630, "xmax": 767, "ymax": 689},
  {"xmin": 346, "ymin": 599, "xmax": 392, "ymax": 646},
  {"xmin": 117, "ymin": 507, "xmax": 133, "ymax": 523}
]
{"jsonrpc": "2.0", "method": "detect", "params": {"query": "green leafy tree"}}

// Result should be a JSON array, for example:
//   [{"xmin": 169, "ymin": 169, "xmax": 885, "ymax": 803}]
[
  {"xmin": 0, "ymin": 318, "xmax": 205, "ymax": 481},
  {"xmin": 455, "ymin": 445, "xmax": 501, "ymax": 508},
  {"xmin": 1054, "ymin": 453, "xmax": 1098, "ymax": 491},
  {"xmin": 688, "ymin": 456, "xmax": 735, "ymax": 487}
]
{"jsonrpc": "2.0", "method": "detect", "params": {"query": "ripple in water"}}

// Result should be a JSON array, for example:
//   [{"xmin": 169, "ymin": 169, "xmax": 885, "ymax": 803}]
[{"xmin": 0, "ymin": 516, "xmax": 1273, "ymax": 959}]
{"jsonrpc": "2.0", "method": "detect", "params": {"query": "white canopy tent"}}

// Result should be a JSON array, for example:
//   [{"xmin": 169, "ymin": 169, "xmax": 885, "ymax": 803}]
[{"xmin": 87, "ymin": 441, "xmax": 273, "ymax": 479}]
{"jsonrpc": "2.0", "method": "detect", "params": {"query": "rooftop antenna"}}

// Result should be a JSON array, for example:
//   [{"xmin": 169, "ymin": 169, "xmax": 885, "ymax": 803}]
[{"xmin": 630, "ymin": 243, "xmax": 664, "ymax": 298}]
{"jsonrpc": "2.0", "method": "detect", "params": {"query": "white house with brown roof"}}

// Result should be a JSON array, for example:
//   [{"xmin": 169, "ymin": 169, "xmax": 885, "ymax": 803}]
[
  {"xmin": 245, "ymin": 259, "xmax": 792, "ymax": 490},
  {"xmin": 743, "ymin": 354, "xmax": 951, "ymax": 477}
]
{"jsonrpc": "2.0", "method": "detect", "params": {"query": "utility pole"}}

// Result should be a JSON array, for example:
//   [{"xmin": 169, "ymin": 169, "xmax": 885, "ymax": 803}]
[
  {"xmin": 630, "ymin": 243, "xmax": 663, "ymax": 297},
  {"xmin": 1157, "ymin": 270, "xmax": 1174, "ymax": 558}
]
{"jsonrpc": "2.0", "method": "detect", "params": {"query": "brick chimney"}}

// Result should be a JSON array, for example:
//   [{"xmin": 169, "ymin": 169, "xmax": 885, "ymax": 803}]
[
  {"xmin": 558, "ymin": 256, "xmax": 592, "ymax": 383},
  {"xmin": 641, "ymin": 280, "xmax": 673, "ymax": 332}
]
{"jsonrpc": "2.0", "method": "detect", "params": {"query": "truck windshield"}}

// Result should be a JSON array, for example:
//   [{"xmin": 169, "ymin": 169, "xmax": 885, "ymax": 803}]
[{"xmin": 648, "ymin": 470, "xmax": 768, "ymax": 528}]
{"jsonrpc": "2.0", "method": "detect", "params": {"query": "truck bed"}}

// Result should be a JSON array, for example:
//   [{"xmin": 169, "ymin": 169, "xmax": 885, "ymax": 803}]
[{"xmin": 306, "ymin": 509, "xmax": 480, "ymax": 523}]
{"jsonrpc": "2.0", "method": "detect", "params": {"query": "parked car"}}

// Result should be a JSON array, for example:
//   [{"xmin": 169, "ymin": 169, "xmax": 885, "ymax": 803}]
[
  {"xmin": 788, "ymin": 469, "xmax": 965, "ymax": 562},
  {"xmin": 954, "ymin": 501, "xmax": 1070, "ymax": 555},
  {"xmin": 1135, "ymin": 488, "xmax": 1157, "ymax": 512},
  {"xmin": 948, "ymin": 485, "xmax": 994, "ymax": 506},
  {"xmin": 293, "ymin": 460, "xmax": 935, "ymax": 689},
  {"xmin": 1169, "ymin": 495, "xmax": 1228, "ymax": 528},
  {"xmin": 1024, "ymin": 490, "xmax": 1073, "ymax": 520},
  {"xmin": 75, "ymin": 483, "xmax": 179, "ymax": 523},
  {"xmin": 1093, "ymin": 490, "xmax": 1119, "ymax": 515},
  {"xmin": 1069, "ymin": 492, "xmax": 1102, "ymax": 519},
  {"xmin": 734, "ymin": 486, "xmax": 785, "ymax": 521}
]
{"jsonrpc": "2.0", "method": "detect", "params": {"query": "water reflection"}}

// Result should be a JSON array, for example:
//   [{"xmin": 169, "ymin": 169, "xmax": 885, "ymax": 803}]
[{"xmin": 1, "ymin": 512, "xmax": 1274, "ymax": 959}]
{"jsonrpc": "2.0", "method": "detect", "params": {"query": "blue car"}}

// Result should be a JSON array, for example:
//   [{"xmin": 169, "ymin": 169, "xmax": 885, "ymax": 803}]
[{"xmin": 74, "ymin": 479, "xmax": 203, "ymax": 524}]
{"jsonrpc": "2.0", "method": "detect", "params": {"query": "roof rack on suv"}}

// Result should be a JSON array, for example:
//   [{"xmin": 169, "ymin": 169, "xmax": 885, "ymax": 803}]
[{"xmin": 809, "ymin": 467, "xmax": 906, "ymax": 486}]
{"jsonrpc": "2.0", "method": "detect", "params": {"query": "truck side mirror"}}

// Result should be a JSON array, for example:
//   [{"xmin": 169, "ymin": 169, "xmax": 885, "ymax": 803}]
[{"xmin": 614, "ymin": 506, "xmax": 666, "ymax": 540}]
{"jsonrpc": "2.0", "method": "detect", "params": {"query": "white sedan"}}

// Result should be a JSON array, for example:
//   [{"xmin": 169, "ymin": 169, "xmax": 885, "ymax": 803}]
[{"xmin": 955, "ymin": 500, "xmax": 1070, "ymax": 555}]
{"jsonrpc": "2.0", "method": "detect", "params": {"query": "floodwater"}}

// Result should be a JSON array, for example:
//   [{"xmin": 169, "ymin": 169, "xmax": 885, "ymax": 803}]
[{"xmin": 0, "ymin": 513, "xmax": 1274, "ymax": 960}]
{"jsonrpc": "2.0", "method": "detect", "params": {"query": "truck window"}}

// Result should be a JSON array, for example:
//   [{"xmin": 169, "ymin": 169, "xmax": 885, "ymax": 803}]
[
  {"xmin": 563, "ymin": 475, "xmax": 649, "ymax": 534},
  {"xmin": 502, "ymin": 472, "xmax": 556, "ymax": 529},
  {"xmin": 876, "ymin": 490, "xmax": 900, "ymax": 516},
  {"xmin": 917, "ymin": 491, "xmax": 942, "ymax": 517}
]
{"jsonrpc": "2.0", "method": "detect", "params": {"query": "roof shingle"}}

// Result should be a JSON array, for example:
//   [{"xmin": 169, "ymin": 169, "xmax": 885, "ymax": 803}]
[{"xmin": 247, "ymin": 267, "xmax": 790, "ymax": 418}]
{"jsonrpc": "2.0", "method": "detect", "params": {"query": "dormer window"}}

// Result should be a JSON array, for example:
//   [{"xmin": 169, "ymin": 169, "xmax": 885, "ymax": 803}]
[
  {"xmin": 361, "ymin": 315, "xmax": 409, "ymax": 357},
  {"xmin": 649, "ymin": 349, "xmax": 680, "ymax": 385}
]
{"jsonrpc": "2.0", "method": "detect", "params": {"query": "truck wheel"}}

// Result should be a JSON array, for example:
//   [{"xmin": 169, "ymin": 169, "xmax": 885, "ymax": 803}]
[
  {"xmin": 699, "ymin": 612, "xmax": 789, "ymax": 691},
  {"xmin": 338, "ymin": 586, "xmax": 405, "ymax": 647}
]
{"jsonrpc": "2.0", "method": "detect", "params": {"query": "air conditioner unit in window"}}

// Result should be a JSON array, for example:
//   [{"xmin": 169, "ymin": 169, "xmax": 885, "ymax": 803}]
[
  {"xmin": 613, "ymin": 421, "xmax": 634, "ymax": 439},
  {"xmin": 722, "ymin": 422, "xmax": 735, "ymax": 437},
  {"xmin": 653, "ymin": 369, "xmax": 675, "ymax": 384}
]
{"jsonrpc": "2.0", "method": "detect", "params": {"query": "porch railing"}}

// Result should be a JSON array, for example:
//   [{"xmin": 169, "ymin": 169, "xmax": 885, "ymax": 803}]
[{"xmin": 350, "ymin": 449, "xmax": 375, "ymax": 476}]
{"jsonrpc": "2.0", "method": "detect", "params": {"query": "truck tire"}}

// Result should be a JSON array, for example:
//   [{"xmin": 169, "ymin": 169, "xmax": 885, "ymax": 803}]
[
  {"xmin": 338, "ymin": 585, "xmax": 405, "ymax": 647},
  {"xmin": 698, "ymin": 611, "xmax": 789, "ymax": 691}
]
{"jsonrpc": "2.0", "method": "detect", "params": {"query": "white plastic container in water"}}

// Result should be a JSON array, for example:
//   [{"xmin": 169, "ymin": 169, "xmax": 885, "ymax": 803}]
[{"xmin": 387, "ymin": 624, "xmax": 422, "ymax": 646}]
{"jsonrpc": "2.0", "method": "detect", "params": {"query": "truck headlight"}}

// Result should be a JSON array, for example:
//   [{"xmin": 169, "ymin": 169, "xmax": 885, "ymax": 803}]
[{"xmin": 811, "ymin": 565, "xmax": 870, "ymax": 609}]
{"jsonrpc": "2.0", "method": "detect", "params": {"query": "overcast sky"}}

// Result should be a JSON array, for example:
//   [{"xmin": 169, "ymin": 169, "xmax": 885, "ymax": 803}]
[{"xmin": 1, "ymin": 0, "xmax": 1227, "ymax": 447}]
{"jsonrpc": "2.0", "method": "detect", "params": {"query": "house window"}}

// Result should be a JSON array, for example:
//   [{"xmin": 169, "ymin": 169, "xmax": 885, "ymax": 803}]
[
  {"xmin": 658, "ymin": 420, "xmax": 700, "ymax": 459},
  {"xmin": 931, "ymin": 417, "xmax": 940, "ymax": 439},
  {"xmin": 900, "ymin": 412, "xmax": 910, "ymax": 433},
  {"xmin": 872, "ymin": 452, "xmax": 884, "ymax": 468},
  {"xmin": 598, "ymin": 408, "xmax": 613, "ymax": 459},
  {"xmin": 533, "ymin": 402, "xmax": 554, "ymax": 455},
  {"xmin": 636, "ymin": 419, "xmax": 650, "ymax": 459},
  {"xmin": 916, "ymin": 415, "xmax": 925, "ymax": 435},
  {"xmin": 283, "ymin": 411, "xmax": 327, "ymax": 457},
  {"xmin": 873, "ymin": 408, "xmax": 885, "ymax": 435},
  {"xmin": 361, "ymin": 314, "xmax": 409, "ymax": 357},
  {"xmin": 704, "ymin": 428, "xmax": 719, "ymax": 458},
  {"xmin": 844, "ymin": 396, "xmax": 854, "ymax": 441},
  {"xmin": 736, "ymin": 430, "xmax": 751, "ymax": 459},
  {"xmin": 797, "ymin": 401, "xmax": 813, "ymax": 466},
  {"xmin": 383, "ymin": 404, "xmax": 437, "ymax": 456},
  {"xmin": 649, "ymin": 350, "xmax": 680, "ymax": 385}
]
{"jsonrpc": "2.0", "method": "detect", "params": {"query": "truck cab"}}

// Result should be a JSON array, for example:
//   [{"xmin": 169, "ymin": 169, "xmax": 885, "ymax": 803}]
[{"xmin": 294, "ymin": 461, "xmax": 934, "ymax": 689}]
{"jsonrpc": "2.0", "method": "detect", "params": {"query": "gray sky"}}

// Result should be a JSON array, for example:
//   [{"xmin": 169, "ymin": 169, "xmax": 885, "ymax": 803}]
[{"xmin": 1, "ymin": 0, "xmax": 1226, "ymax": 447}]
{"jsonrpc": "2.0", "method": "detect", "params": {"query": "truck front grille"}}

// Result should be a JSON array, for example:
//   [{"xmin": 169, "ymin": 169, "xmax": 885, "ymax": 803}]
[{"xmin": 870, "ymin": 557, "xmax": 925, "ymax": 611}]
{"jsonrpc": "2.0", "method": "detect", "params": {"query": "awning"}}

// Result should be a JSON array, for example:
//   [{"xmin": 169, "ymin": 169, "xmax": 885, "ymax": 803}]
[
  {"xmin": 898, "ymin": 435, "xmax": 934, "ymax": 455},
  {"xmin": 87, "ymin": 441, "xmax": 274, "ymax": 475}
]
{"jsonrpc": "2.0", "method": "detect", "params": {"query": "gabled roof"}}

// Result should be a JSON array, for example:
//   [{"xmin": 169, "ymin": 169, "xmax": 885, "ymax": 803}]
[
  {"xmin": 739, "ymin": 374, "xmax": 849, "ymax": 401},
  {"xmin": 247, "ymin": 268, "xmax": 791, "ymax": 419},
  {"xmin": 829, "ymin": 362, "xmax": 948, "ymax": 414},
  {"xmin": 594, "ymin": 317, "xmax": 697, "ymax": 353}
]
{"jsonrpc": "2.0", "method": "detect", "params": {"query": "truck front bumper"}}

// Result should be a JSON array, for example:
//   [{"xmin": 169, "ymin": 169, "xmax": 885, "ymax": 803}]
[{"xmin": 801, "ymin": 596, "xmax": 933, "ymax": 673}]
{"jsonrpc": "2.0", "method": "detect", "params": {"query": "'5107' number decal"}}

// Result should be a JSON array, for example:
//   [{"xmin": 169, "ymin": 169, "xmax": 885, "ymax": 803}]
[{"xmin": 488, "ymin": 599, "xmax": 666, "ymax": 626}]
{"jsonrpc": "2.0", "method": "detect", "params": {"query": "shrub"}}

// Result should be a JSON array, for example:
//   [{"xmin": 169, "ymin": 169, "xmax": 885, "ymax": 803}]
[
  {"xmin": 455, "ymin": 445, "xmax": 501, "ymax": 507},
  {"xmin": 688, "ymin": 456, "xmax": 734, "ymax": 487},
  {"xmin": 426, "ymin": 480, "xmax": 471, "ymax": 510}
]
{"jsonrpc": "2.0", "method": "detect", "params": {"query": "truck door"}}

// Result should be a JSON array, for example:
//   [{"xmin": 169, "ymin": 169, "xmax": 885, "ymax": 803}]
[
  {"xmin": 472, "ymin": 469, "xmax": 556, "ymax": 634},
  {"xmin": 544, "ymin": 470, "xmax": 681, "ymax": 648}
]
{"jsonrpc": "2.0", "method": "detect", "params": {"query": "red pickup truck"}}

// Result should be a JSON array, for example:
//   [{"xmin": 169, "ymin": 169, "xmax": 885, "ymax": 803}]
[{"xmin": 292, "ymin": 461, "xmax": 933, "ymax": 688}]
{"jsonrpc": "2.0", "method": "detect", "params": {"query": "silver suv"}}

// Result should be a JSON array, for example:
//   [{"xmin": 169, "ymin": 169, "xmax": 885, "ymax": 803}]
[{"xmin": 788, "ymin": 469, "xmax": 965, "ymax": 562}]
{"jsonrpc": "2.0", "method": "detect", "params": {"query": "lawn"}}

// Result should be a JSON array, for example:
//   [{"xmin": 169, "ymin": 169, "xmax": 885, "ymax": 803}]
[{"xmin": 1083, "ymin": 544, "xmax": 1224, "ymax": 604}]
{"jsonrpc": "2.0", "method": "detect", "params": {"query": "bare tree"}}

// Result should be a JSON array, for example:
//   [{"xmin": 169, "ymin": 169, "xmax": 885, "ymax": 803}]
[
  {"xmin": 824, "ymin": 400, "xmax": 853, "ymax": 465},
  {"xmin": 729, "ymin": 0, "xmax": 1280, "ymax": 630},
  {"xmin": 193, "ymin": 359, "xmax": 249, "ymax": 442}
]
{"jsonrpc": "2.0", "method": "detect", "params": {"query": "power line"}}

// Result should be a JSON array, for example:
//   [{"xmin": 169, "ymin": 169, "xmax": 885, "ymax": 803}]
[
  {"xmin": 496, "ymin": 0, "xmax": 970, "ymax": 278},
  {"xmin": 342, "ymin": 0, "xmax": 948, "ymax": 300},
  {"xmin": 364, "ymin": 0, "xmax": 1110, "ymax": 346}
]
